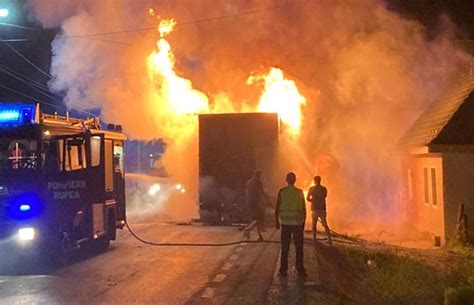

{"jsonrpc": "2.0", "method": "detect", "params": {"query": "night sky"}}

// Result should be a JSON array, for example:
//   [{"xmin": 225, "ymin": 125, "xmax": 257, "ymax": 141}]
[{"xmin": 0, "ymin": 0, "xmax": 473, "ymax": 113}]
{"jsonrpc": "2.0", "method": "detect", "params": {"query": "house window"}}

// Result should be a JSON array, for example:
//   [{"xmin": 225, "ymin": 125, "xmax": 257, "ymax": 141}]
[
  {"xmin": 431, "ymin": 168, "xmax": 437, "ymax": 206},
  {"xmin": 423, "ymin": 168, "xmax": 429, "ymax": 205},
  {"xmin": 423, "ymin": 167, "xmax": 438, "ymax": 206}
]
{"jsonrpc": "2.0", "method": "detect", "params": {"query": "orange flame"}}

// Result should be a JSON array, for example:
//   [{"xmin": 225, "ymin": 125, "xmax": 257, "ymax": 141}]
[
  {"xmin": 147, "ymin": 18, "xmax": 209, "ymax": 117},
  {"xmin": 158, "ymin": 18, "xmax": 176, "ymax": 37},
  {"xmin": 248, "ymin": 67, "xmax": 306, "ymax": 136},
  {"xmin": 146, "ymin": 15, "xmax": 307, "ymax": 140}
]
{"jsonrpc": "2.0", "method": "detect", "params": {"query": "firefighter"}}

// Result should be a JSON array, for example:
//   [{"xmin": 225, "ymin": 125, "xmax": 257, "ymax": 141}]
[
  {"xmin": 243, "ymin": 171, "xmax": 270, "ymax": 240},
  {"xmin": 306, "ymin": 176, "xmax": 332, "ymax": 244},
  {"xmin": 275, "ymin": 172, "xmax": 307, "ymax": 277}
]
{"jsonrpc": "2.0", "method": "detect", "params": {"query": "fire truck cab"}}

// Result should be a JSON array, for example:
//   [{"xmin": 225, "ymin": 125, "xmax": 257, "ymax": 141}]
[{"xmin": 0, "ymin": 103, "xmax": 126, "ymax": 259}]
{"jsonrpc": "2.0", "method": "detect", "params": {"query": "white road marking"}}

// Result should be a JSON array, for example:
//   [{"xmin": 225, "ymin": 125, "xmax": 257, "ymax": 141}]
[
  {"xmin": 213, "ymin": 274, "xmax": 227, "ymax": 283},
  {"xmin": 235, "ymin": 247, "xmax": 244, "ymax": 253},
  {"xmin": 230, "ymin": 254, "xmax": 239, "ymax": 260},
  {"xmin": 221, "ymin": 262, "xmax": 233, "ymax": 271},
  {"xmin": 201, "ymin": 287, "xmax": 216, "ymax": 298}
]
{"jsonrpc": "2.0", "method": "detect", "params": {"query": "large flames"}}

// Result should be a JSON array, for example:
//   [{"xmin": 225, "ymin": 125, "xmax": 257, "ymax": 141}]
[
  {"xmin": 147, "ymin": 18, "xmax": 209, "ymax": 116},
  {"xmin": 146, "ymin": 14, "xmax": 307, "ymax": 136},
  {"xmin": 248, "ymin": 67, "xmax": 306, "ymax": 136}
]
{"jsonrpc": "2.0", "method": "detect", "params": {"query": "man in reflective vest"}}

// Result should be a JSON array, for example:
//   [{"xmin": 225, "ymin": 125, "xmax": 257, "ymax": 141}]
[{"xmin": 275, "ymin": 172, "xmax": 307, "ymax": 277}]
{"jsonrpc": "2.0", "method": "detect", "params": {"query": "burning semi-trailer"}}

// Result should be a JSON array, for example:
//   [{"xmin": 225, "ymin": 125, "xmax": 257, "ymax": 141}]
[
  {"xmin": 198, "ymin": 112, "xmax": 279, "ymax": 223},
  {"xmin": 0, "ymin": 103, "xmax": 126, "ymax": 262}
]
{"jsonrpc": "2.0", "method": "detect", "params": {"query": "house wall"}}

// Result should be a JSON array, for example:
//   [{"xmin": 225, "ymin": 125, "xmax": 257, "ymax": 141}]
[
  {"xmin": 404, "ymin": 154, "xmax": 445, "ymax": 242},
  {"xmin": 442, "ymin": 153, "xmax": 474, "ymax": 241}
]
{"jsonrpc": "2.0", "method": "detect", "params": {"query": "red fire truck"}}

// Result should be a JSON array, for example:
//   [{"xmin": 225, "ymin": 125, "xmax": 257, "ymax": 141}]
[{"xmin": 0, "ymin": 103, "xmax": 126, "ymax": 260}]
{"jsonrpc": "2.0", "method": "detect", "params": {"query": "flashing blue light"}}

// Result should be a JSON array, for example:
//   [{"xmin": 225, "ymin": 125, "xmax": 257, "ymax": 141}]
[
  {"xmin": 7, "ymin": 193, "xmax": 43, "ymax": 219},
  {"xmin": 0, "ymin": 111, "xmax": 20, "ymax": 121},
  {"xmin": 0, "ymin": 103, "xmax": 37, "ymax": 127},
  {"xmin": 19, "ymin": 204, "xmax": 31, "ymax": 212}
]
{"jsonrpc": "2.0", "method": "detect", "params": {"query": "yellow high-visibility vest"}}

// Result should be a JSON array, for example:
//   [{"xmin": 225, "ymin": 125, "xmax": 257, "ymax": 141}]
[{"xmin": 279, "ymin": 185, "xmax": 305, "ymax": 225}]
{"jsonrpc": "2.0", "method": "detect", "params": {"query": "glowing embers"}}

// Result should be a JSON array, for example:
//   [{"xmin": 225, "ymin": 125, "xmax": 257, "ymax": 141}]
[
  {"xmin": 7, "ymin": 192, "xmax": 43, "ymax": 219},
  {"xmin": 0, "ymin": 103, "xmax": 38, "ymax": 127}
]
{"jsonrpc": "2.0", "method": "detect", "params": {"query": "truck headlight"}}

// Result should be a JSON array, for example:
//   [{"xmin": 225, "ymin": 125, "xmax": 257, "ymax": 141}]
[
  {"xmin": 148, "ymin": 183, "xmax": 161, "ymax": 196},
  {"xmin": 18, "ymin": 227, "xmax": 35, "ymax": 241}
]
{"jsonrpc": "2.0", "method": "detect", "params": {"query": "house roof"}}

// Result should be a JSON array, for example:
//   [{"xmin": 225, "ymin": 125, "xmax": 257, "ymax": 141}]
[{"xmin": 399, "ymin": 72, "xmax": 474, "ymax": 148}]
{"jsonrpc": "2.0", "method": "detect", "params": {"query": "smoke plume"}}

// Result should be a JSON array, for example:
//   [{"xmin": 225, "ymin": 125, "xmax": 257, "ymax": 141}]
[{"xmin": 26, "ymin": 0, "xmax": 472, "ymax": 234}]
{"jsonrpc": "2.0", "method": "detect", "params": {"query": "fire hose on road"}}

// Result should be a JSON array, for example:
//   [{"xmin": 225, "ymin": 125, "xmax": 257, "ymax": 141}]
[{"xmin": 125, "ymin": 221, "xmax": 357, "ymax": 247}]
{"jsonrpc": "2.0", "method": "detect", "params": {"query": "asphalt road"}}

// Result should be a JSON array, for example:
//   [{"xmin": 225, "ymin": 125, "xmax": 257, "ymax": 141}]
[{"xmin": 0, "ymin": 220, "xmax": 282, "ymax": 304}]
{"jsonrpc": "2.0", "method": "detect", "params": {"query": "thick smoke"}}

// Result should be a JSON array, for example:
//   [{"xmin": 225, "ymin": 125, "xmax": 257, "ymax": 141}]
[{"xmin": 27, "ymin": 0, "xmax": 472, "ymax": 234}]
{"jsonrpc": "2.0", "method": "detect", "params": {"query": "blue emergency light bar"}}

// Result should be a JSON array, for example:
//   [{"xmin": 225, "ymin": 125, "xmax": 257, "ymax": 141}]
[{"xmin": 0, "ymin": 103, "xmax": 39, "ymax": 127}]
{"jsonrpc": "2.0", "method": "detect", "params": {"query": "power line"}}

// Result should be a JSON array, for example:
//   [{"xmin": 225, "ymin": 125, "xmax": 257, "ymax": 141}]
[
  {"xmin": 24, "ymin": 2, "xmax": 309, "ymax": 45},
  {"xmin": 0, "ymin": 83, "xmax": 41, "ymax": 100},
  {"xmin": 64, "ymin": 1, "xmax": 308, "ymax": 38},
  {"xmin": 0, "ymin": 38, "xmax": 29, "ymax": 42},
  {"xmin": 196, "ymin": 52, "xmax": 314, "ymax": 64},
  {"xmin": 176, "ymin": 1, "xmax": 306, "ymax": 27},
  {"xmin": 0, "ymin": 65, "xmax": 52, "ymax": 92},
  {"xmin": 0, "ymin": 68, "xmax": 60, "ymax": 100},
  {"xmin": 1, "ymin": 41, "xmax": 52, "ymax": 78},
  {"xmin": 59, "ymin": 36, "xmax": 132, "ymax": 46},
  {"xmin": 0, "ymin": 83, "xmax": 96, "ymax": 117},
  {"xmin": 0, "ymin": 83, "xmax": 60, "ymax": 109},
  {"xmin": 66, "ymin": 25, "xmax": 155, "ymax": 38},
  {"xmin": 0, "ymin": 22, "xmax": 40, "ymax": 31},
  {"xmin": 1, "ymin": 2, "xmax": 307, "ymax": 40},
  {"xmin": 0, "ymin": 24, "xmax": 131, "ymax": 46}
]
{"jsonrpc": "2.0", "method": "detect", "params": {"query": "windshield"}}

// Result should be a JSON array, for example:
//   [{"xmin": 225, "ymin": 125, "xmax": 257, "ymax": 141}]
[{"xmin": 0, "ymin": 138, "xmax": 40, "ymax": 171}]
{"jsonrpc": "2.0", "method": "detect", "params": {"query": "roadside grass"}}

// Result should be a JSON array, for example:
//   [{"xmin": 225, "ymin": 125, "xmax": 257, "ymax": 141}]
[{"xmin": 340, "ymin": 245, "xmax": 474, "ymax": 305}]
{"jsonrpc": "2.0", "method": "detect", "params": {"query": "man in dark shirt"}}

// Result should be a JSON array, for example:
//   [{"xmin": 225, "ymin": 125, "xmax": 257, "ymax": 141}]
[
  {"xmin": 243, "ymin": 171, "xmax": 269, "ymax": 240},
  {"xmin": 306, "ymin": 176, "xmax": 332, "ymax": 244}
]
